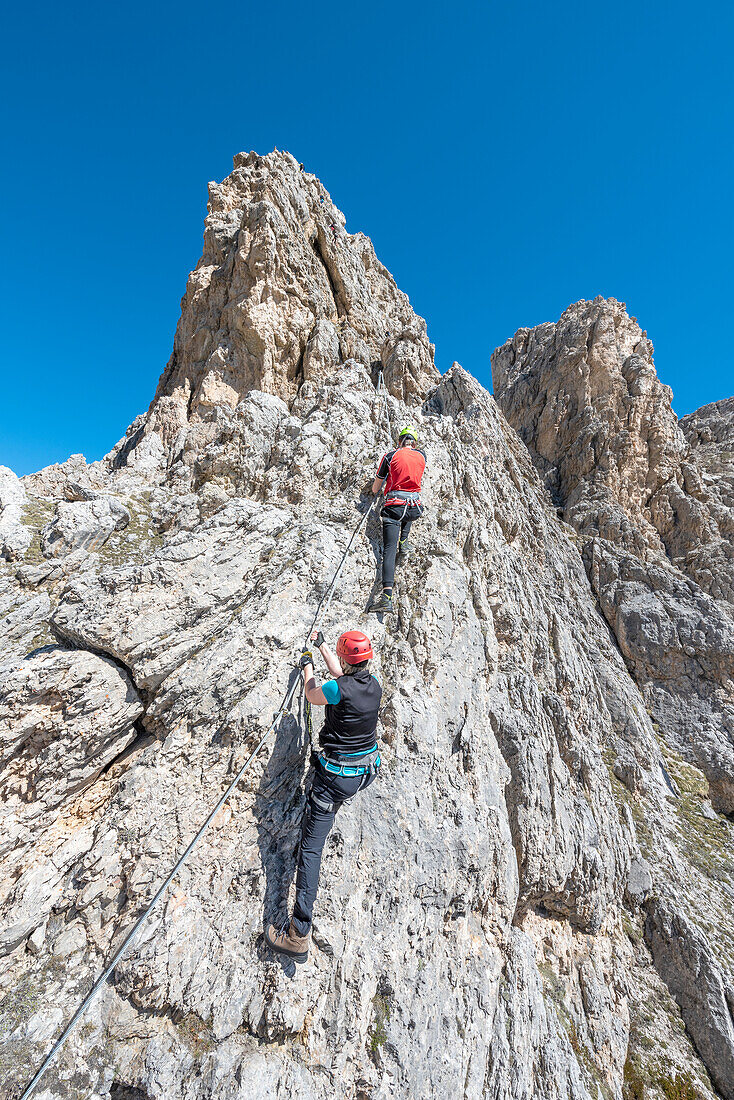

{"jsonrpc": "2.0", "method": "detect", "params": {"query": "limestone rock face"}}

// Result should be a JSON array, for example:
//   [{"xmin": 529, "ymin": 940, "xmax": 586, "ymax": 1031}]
[
  {"xmin": 644, "ymin": 897, "xmax": 734, "ymax": 1100},
  {"xmin": 491, "ymin": 298, "xmax": 734, "ymax": 598},
  {"xmin": 0, "ymin": 162, "xmax": 732, "ymax": 1100},
  {"xmin": 0, "ymin": 646, "xmax": 142, "ymax": 957},
  {"xmin": 492, "ymin": 297, "xmax": 734, "ymax": 814},
  {"xmin": 40, "ymin": 495, "xmax": 130, "ymax": 558},
  {"xmin": 0, "ymin": 646, "xmax": 141, "ymax": 828},
  {"xmin": 116, "ymin": 149, "xmax": 439, "ymax": 483},
  {"xmin": 0, "ymin": 466, "xmax": 32, "ymax": 561},
  {"xmin": 680, "ymin": 396, "xmax": 734, "ymax": 574}
]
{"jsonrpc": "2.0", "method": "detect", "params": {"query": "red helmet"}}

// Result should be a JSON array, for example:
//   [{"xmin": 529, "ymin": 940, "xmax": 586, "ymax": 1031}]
[{"xmin": 336, "ymin": 630, "xmax": 374, "ymax": 665}]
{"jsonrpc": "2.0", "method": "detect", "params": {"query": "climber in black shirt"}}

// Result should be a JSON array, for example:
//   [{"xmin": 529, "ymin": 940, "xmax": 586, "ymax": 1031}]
[{"xmin": 265, "ymin": 630, "xmax": 382, "ymax": 962}]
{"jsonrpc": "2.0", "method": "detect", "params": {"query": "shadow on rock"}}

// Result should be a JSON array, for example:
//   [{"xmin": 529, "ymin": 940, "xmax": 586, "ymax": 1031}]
[
  {"xmin": 365, "ymin": 507, "xmax": 384, "ymax": 610},
  {"xmin": 253, "ymin": 671, "xmax": 311, "ymax": 974}
]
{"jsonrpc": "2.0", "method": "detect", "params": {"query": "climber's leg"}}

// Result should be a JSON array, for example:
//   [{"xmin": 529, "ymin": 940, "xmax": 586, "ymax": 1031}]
[
  {"xmin": 380, "ymin": 514, "xmax": 401, "ymax": 592},
  {"xmin": 397, "ymin": 514, "xmax": 414, "ymax": 560},
  {"xmin": 369, "ymin": 511, "xmax": 400, "ymax": 613},
  {"xmin": 291, "ymin": 769, "xmax": 370, "ymax": 935},
  {"xmin": 291, "ymin": 789, "xmax": 337, "ymax": 935}
]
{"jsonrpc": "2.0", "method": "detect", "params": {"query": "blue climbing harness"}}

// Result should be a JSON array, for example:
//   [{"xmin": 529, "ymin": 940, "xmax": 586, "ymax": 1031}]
[{"xmin": 317, "ymin": 744, "xmax": 381, "ymax": 777}]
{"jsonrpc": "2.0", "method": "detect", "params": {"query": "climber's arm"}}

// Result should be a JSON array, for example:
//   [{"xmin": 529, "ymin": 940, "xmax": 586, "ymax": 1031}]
[
  {"xmin": 299, "ymin": 649, "xmax": 328, "ymax": 705},
  {"xmin": 372, "ymin": 450, "xmax": 392, "ymax": 494},
  {"xmin": 308, "ymin": 631, "xmax": 341, "ymax": 678},
  {"xmin": 319, "ymin": 642, "xmax": 342, "ymax": 678},
  {"xmin": 301, "ymin": 661, "xmax": 329, "ymax": 706},
  {"xmin": 301, "ymin": 646, "xmax": 340, "ymax": 708}
]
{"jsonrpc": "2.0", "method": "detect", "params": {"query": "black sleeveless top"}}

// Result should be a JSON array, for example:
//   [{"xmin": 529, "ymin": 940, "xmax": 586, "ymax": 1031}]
[{"xmin": 320, "ymin": 669, "xmax": 382, "ymax": 756}]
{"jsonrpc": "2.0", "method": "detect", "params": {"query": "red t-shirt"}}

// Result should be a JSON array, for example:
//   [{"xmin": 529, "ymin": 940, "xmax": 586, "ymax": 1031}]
[{"xmin": 376, "ymin": 447, "xmax": 426, "ymax": 504}]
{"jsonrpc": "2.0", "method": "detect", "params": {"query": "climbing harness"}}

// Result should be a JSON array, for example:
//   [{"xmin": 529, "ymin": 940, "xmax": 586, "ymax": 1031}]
[
  {"xmin": 383, "ymin": 497, "xmax": 418, "ymax": 525},
  {"xmin": 317, "ymin": 745, "xmax": 381, "ymax": 777},
  {"xmin": 306, "ymin": 746, "xmax": 382, "ymax": 817},
  {"xmin": 20, "ymin": 369, "xmax": 395, "ymax": 1100},
  {"xmin": 385, "ymin": 489, "xmax": 421, "ymax": 505}
]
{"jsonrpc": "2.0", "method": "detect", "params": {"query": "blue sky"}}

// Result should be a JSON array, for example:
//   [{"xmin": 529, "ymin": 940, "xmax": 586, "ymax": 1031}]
[{"xmin": 2, "ymin": 1, "xmax": 732, "ymax": 475}]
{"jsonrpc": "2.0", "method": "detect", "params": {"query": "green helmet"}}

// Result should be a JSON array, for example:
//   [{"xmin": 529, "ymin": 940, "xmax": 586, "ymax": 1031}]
[{"xmin": 398, "ymin": 424, "xmax": 419, "ymax": 442}]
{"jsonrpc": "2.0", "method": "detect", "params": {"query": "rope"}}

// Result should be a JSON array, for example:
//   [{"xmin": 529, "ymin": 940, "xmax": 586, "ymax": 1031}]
[
  {"xmin": 20, "ymin": 373, "xmax": 393, "ymax": 1100},
  {"xmin": 303, "ymin": 695, "xmax": 314, "ymax": 752},
  {"xmin": 18, "ymin": 687, "xmax": 298, "ymax": 1100}
]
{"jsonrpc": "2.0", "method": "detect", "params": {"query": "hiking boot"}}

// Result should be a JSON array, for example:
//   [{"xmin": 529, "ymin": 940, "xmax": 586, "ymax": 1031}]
[
  {"xmin": 265, "ymin": 919, "xmax": 310, "ymax": 962},
  {"xmin": 368, "ymin": 592, "xmax": 394, "ymax": 614},
  {"xmin": 396, "ymin": 540, "xmax": 410, "ymax": 562}
]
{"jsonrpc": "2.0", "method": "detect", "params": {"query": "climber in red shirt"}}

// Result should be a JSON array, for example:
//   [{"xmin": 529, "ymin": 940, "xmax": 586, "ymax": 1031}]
[{"xmin": 368, "ymin": 425, "xmax": 426, "ymax": 615}]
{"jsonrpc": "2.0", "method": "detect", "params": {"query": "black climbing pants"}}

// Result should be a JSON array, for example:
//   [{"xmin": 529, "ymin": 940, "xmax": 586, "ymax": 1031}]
[
  {"xmin": 292, "ymin": 762, "xmax": 376, "ymax": 936},
  {"xmin": 381, "ymin": 503, "xmax": 421, "ymax": 591}
]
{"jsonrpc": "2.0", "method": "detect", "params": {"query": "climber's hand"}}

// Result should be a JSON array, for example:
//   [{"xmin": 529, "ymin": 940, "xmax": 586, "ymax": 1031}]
[
  {"xmin": 310, "ymin": 631, "xmax": 325, "ymax": 648},
  {"xmin": 298, "ymin": 650, "xmax": 313, "ymax": 669}
]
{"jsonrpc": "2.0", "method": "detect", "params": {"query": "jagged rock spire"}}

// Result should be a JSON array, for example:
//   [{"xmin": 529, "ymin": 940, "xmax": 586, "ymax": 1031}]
[
  {"xmin": 492, "ymin": 295, "xmax": 734, "ymax": 814},
  {"xmin": 136, "ymin": 150, "xmax": 438, "ymax": 465}
]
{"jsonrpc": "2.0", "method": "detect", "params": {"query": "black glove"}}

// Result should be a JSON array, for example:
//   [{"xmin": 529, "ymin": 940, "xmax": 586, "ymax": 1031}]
[
  {"xmin": 298, "ymin": 650, "xmax": 314, "ymax": 669},
  {"xmin": 313, "ymin": 631, "xmax": 325, "ymax": 648}
]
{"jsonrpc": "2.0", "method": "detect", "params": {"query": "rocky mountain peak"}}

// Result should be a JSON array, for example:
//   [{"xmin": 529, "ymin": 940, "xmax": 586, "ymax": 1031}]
[
  {"xmin": 492, "ymin": 296, "xmax": 681, "ymax": 550},
  {"xmin": 1, "ymin": 164, "xmax": 733, "ymax": 1100},
  {"xmin": 116, "ymin": 150, "xmax": 439, "ymax": 484},
  {"xmin": 493, "ymin": 296, "xmax": 734, "ymax": 815}
]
